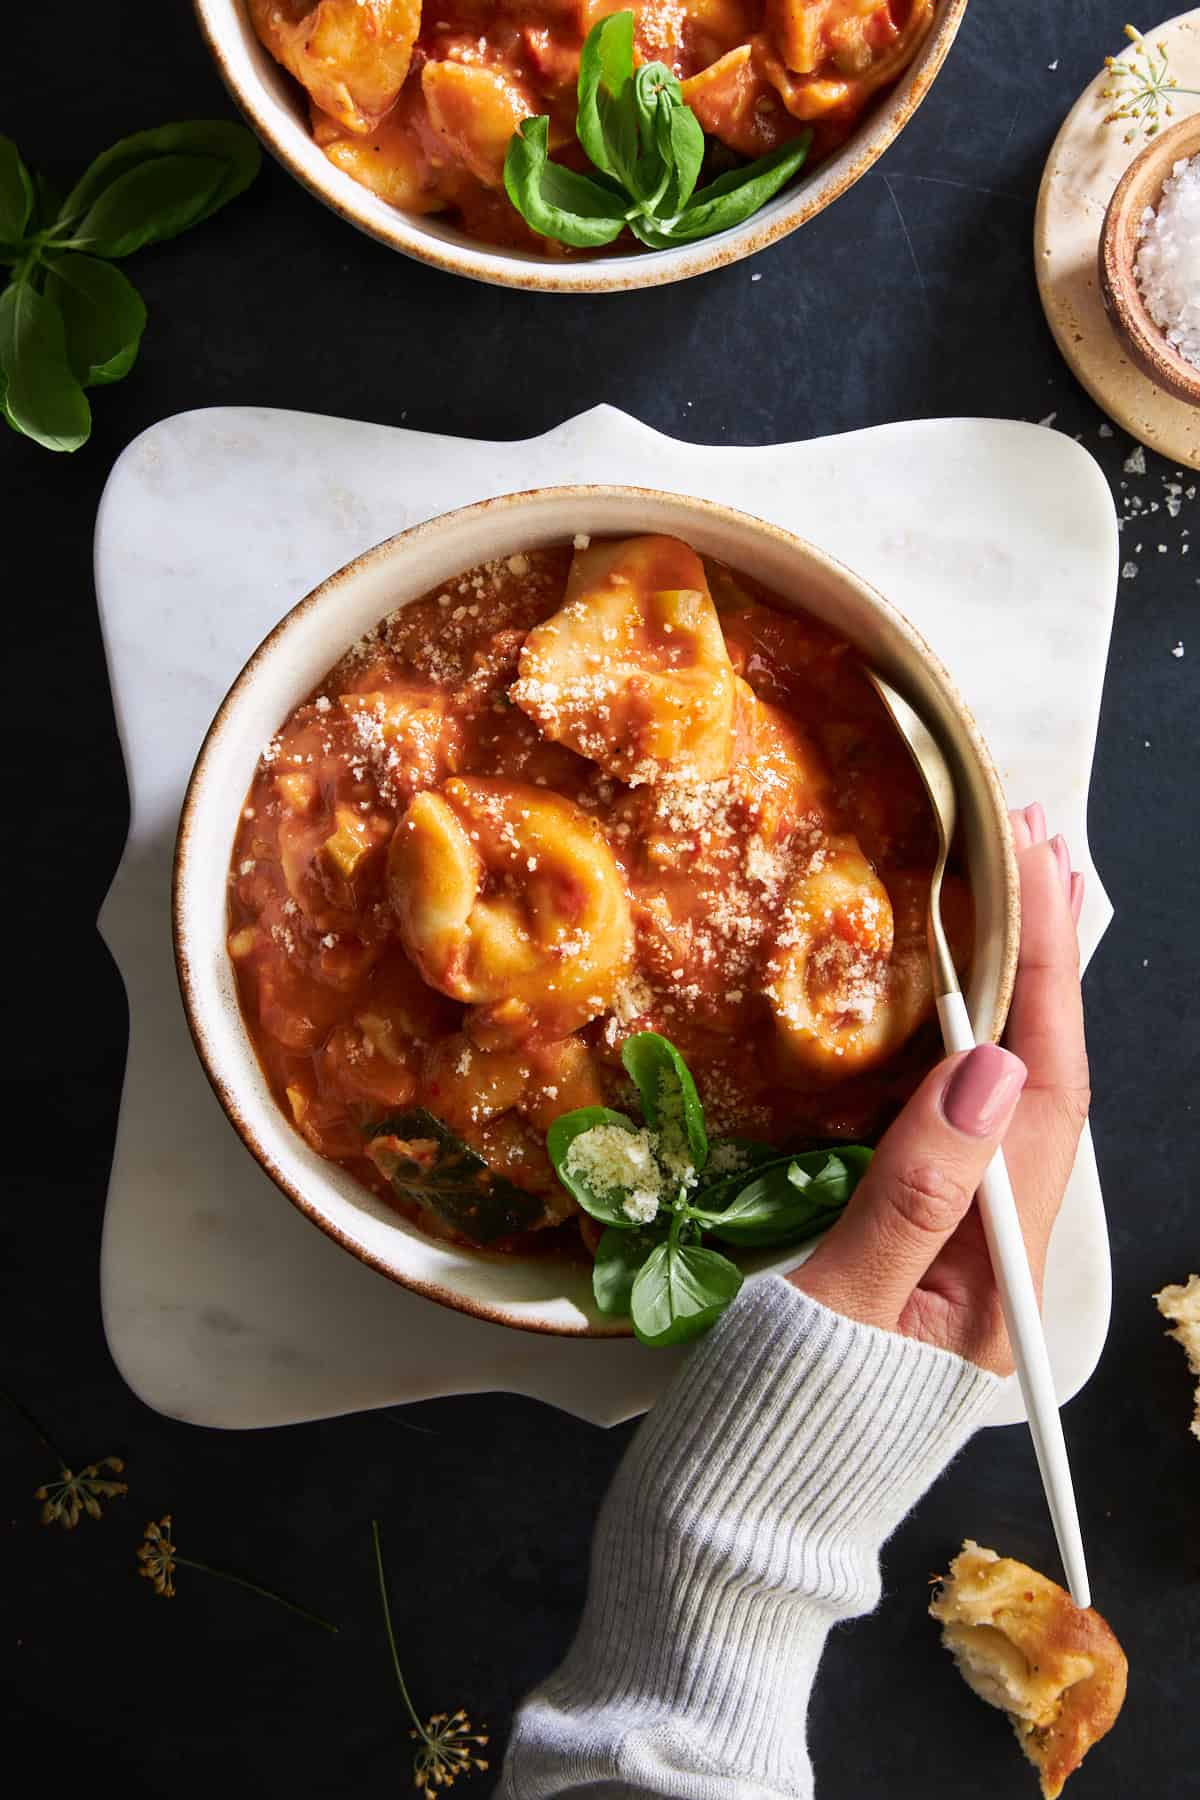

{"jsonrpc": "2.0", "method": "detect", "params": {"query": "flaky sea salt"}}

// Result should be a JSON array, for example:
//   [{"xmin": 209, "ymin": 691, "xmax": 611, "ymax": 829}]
[{"xmin": 1136, "ymin": 155, "xmax": 1200, "ymax": 370}]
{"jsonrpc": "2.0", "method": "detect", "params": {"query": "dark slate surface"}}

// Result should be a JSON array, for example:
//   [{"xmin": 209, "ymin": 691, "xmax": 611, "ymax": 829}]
[{"xmin": 3, "ymin": 2, "xmax": 1196, "ymax": 1793}]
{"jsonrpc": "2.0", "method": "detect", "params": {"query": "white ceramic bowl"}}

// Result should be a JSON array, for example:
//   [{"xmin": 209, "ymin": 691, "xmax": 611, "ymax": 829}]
[
  {"xmin": 174, "ymin": 485, "xmax": 1019, "ymax": 1335},
  {"xmin": 193, "ymin": 0, "xmax": 968, "ymax": 292}
]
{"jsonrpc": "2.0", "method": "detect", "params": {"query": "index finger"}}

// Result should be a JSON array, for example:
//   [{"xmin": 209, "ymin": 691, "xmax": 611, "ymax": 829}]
[
  {"xmin": 998, "ymin": 811, "xmax": 1091, "ymax": 1281},
  {"xmin": 1004, "ymin": 810, "xmax": 1090, "ymax": 1105}
]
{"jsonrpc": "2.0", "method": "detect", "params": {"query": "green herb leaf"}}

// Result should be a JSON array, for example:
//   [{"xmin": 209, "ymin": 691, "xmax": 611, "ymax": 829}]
[
  {"xmin": 576, "ymin": 10, "xmax": 639, "ymax": 188},
  {"xmin": 546, "ymin": 1105, "xmax": 647, "ymax": 1225},
  {"xmin": 662, "ymin": 101, "xmax": 705, "ymax": 214},
  {"xmin": 503, "ymin": 116, "xmax": 627, "ymax": 248},
  {"xmin": 56, "ymin": 120, "xmax": 261, "ymax": 247},
  {"xmin": 593, "ymin": 1226, "xmax": 660, "ymax": 1316},
  {"xmin": 31, "ymin": 172, "xmax": 63, "ymax": 233},
  {"xmin": 43, "ymin": 253, "xmax": 146, "ymax": 386},
  {"xmin": 621, "ymin": 1031, "xmax": 707, "ymax": 1172},
  {"xmin": 691, "ymin": 1146, "xmax": 872, "ymax": 1248},
  {"xmin": 637, "ymin": 133, "xmax": 813, "ymax": 247},
  {"xmin": 67, "ymin": 155, "xmax": 233, "ymax": 259},
  {"xmin": 630, "ymin": 1240, "xmax": 743, "ymax": 1346},
  {"xmin": 628, "ymin": 62, "xmax": 679, "ymax": 209},
  {"xmin": 365, "ymin": 1108, "xmax": 542, "ymax": 1247},
  {"xmin": 0, "ymin": 280, "xmax": 90, "ymax": 452},
  {"xmin": 0, "ymin": 135, "xmax": 34, "ymax": 243}
]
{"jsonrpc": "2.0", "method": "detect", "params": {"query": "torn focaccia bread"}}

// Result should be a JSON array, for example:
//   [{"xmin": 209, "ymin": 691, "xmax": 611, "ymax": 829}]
[
  {"xmin": 1154, "ymin": 1273, "xmax": 1200, "ymax": 1439},
  {"xmin": 930, "ymin": 1541, "xmax": 1127, "ymax": 1798}
]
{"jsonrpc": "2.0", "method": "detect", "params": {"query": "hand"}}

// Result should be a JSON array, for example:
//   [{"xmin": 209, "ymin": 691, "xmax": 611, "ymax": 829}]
[{"xmin": 788, "ymin": 804, "xmax": 1090, "ymax": 1374}]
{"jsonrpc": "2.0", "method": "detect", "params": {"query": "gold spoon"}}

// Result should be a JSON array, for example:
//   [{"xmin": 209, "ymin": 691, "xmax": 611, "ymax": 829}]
[{"xmin": 865, "ymin": 668, "xmax": 1091, "ymax": 1611}]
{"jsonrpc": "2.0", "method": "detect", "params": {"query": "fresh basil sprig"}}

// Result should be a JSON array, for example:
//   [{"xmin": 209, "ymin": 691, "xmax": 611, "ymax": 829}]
[
  {"xmin": 547, "ymin": 1031, "xmax": 872, "ymax": 1346},
  {"xmin": 0, "ymin": 122, "xmax": 259, "ymax": 452},
  {"xmin": 503, "ymin": 11, "xmax": 812, "ymax": 252}
]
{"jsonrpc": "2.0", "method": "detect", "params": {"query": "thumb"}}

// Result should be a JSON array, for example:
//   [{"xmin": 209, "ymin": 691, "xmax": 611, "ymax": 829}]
[{"xmin": 790, "ymin": 1044, "xmax": 1027, "ymax": 1331}]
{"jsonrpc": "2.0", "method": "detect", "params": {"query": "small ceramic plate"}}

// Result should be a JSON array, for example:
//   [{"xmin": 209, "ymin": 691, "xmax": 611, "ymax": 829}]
[{"xmin": 1037, "ymin": 8, "xmax": 1200, "ymax": 467}]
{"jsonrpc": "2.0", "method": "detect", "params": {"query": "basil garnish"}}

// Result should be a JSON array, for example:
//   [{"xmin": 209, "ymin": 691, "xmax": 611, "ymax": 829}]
[
  {"xmin": 548, "ymin": 1031, "xmax": 871, "ymax": 1345},
  {"xmin": 503, "ymin": 11, "xmax": 812, "ymax": 253},
  {"xmin": 0, "ymin": 121, "xmax": 259, "ymax": 452}
]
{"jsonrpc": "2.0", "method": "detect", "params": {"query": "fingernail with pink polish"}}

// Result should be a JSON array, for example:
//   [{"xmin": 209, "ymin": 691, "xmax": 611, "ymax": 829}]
[
  {"xmin": 1025, "ymin": 802, "xmax": 1047, "ymax": 844},
  {"xmin": 1051, "ymin": 834, "xmax": 1071, "ymax": 896},
  {"xmin": 1070, "ymin": 871, "xmax": 1085, "ymax": 924},
  {"xmin": 944, "ymin": 1044, "xmax": 1028, "ymax": 1138}
]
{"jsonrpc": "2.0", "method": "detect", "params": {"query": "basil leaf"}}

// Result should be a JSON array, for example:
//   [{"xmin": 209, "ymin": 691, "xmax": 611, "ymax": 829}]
[
  {"xmin": 631, "ymin": 1240, "xmax": 743, "ymax": 1346},
  {"xmin": 31, "ymin": 172, "xmax": 63, "ymax": 232},
  {"xmin": 67, "ymin": 155, "xmax": 230, "ymax": 259},
  {"xmin": 662, "ymin": 102, "xmax": 705, "ymax": 214},
  {"xmin": 593, "ymin": 1226, "xmax": 660, "ymax": 1316},
  {"xmin": 0, "ymin": 135, "xmax": 33, "ymax": 243},
  {"xmin": 621, "ymin": 1031, "xmax": 707, "ymax": 1172},
  {"xmin": 690, "ymin": 1139, "xmax": 785, "ymax": 1210},
  {"xmin": 0, "ymin": 280, "xmax": 90, "ymax": 452},
  {"xmin": 577, "ymin": 10, "xmax": 639, "ymax": 188},
  {"xmin": 652, "ymin": 133, "xmax": 813, "ymax": 244},
  {"xmin": 628, "ymin": 63, "xmax": 677, "ymax": 209},
  {"xmin": 43, "ymin": 253, "xmax": 146, "ymax": 386},
  {"xmin": 56, "ymin": 120, "xmax": 260, "ymax": 241},
  {"xmin": 546, "ymin": 1104, "xmax": 645, "ymax": 1226},
  {"xmin": 503, "ymin": 117, "xmax": 626, "ymax": 249},
  {"xmin": 694, "ymin": 1147, "xmax": 872, "ymax": 1248},
  {"xmin": 365, "ymin": 1107, "xmax": 543, "ymax": 1247},
  {"xmin": 791, "ymin": 1144, "xmax": 873, "ymax": 1207}
]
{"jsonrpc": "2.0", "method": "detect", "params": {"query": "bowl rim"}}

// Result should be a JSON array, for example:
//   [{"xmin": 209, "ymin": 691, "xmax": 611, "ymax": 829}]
[
  {"xmin": 173, "ymin": 482, "xmax": 1020, "ymax": 1334},
  {"xmin": 192, "ymin": 0, "xmax": 968, "ymax": 293},
  {"xmin": 1099, "ymin": 112, "xmax": 1200, "ymax": 405}
]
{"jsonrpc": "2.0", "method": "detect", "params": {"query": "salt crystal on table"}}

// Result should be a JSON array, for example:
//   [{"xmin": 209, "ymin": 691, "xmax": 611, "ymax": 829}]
[
  {"xmin": 1124, "ymin": 444, "xmax": 1147, "ymax": 475},
  {"xmin": 1136, "ymin": 155, "xmax": 1200, "ymax": 370}
]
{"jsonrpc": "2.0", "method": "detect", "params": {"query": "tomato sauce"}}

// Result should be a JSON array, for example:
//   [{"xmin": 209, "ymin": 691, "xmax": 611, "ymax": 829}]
[
  {"xmin": 250, "ymin": 0, "xmax": 935, "ymax": 255},
  {"xmin": 228, "ymin": 538, "xmax": 969, "ymax": 1252}
]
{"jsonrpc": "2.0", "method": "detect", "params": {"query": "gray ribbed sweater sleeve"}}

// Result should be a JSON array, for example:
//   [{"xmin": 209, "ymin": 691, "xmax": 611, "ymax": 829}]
[{"xmin": 500, "ymin": 1275, "xmax": 998, "ymax": 1798}]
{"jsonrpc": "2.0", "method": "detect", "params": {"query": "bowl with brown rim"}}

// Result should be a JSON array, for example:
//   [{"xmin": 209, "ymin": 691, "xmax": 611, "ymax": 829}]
[
  {"xmin": 1099, "ymin": 111, "xmax": 1200, "ymax": 405},
  {"xmin": 193, "ymin": 0, "xmax": 968, "ymax": 293},
  {"xmin": 173, "ymin": 485, "xmax": 1020, "ymax": 1336}
]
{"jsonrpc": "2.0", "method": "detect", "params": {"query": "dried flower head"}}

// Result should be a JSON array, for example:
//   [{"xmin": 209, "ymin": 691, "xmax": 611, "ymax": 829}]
[
  {"xmin": 411, "ymin": 1710, "xmax": 490, "ymax": 1797},
  {"xmin": 35, "ymin": 1456, "xmax": 127, "ymax": 1530},
  {"xmin": 137, "ymin": 1515, "xmax": 177, "ymax": 1597},
  {"xmin": 1100, "ymin": 23, "xmax": 1200, "ymax": 142},
  {"xmin": 372, "ymin": 1521, "xmax": 488, "ymax": 1799}
]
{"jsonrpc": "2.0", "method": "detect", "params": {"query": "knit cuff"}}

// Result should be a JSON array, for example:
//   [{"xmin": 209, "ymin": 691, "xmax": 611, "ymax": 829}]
[
  {"xmin": 626, "ymin": 1273, "xmax": 1002, "ymax": 1590},
  {"xmin": 505, "ymin": 1278, "xmax": 998, "ymax": 1797}
]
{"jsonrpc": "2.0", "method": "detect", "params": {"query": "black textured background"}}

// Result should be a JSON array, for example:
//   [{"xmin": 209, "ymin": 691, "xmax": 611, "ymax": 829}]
[{"xmin": 3, "ymin": 3, "xmax": 1197, "ymax": 1794}]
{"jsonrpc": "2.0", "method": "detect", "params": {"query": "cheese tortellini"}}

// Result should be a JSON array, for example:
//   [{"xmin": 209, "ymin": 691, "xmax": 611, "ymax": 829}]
[
  {"xmin": 511, "ymin": 535, "xmax": 738, "ymax": 785},
  {"xmin": 247, "ymin": 0, "xmax": 421, "ymax": 135},
  {"xmin": 766, "ymin": 840, "xmax": 969, "ymax": 1079},
  {"xmin": 388, "ymin": 777, "xmax": 634, "ymax": 1042}
]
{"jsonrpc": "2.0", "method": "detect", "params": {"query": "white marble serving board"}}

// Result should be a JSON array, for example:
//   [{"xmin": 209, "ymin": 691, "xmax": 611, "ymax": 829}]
[{"xmin": 95, "ymin": 405, "xmax": 1117, "ymax": 1432}]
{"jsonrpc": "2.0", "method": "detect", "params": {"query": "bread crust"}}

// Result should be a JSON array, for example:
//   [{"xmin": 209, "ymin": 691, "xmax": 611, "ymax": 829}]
[{"xmin": 930, "ymin": 1541, "xmax": 1127, "ymax": 1798}]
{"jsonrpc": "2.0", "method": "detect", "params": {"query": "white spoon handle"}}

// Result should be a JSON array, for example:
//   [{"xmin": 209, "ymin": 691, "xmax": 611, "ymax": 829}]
[{"xmin": 936, "ymin": 991, "xmax": 1091, "ymax": 1610}]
